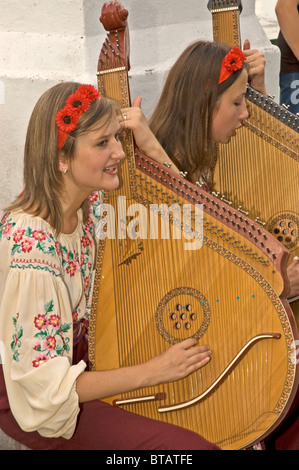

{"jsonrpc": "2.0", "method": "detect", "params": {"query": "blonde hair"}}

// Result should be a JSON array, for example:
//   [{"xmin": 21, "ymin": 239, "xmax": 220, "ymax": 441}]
[{"xmin": 6, "ymin": 82, "xmax": 120, "ymax": 234}]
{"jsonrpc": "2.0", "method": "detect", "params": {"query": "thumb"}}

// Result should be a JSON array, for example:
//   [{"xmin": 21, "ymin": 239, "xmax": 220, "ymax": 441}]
[
  {"xmin": 243, "ymin": 39, "xmax": 250, "ymax": 51},
  {"xmin": 133, "ymin": 96, "xmax": 142, "ymax": 108}
]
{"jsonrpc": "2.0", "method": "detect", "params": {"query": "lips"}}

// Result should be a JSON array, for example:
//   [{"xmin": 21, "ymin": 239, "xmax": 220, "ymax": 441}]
[
  {"xmin": 103, "ymin": 162, "xmax": 120, "ymax": 175},
  {"xmin": 233, "ymin": 124, "xmax": 243, "ymax": 136}
]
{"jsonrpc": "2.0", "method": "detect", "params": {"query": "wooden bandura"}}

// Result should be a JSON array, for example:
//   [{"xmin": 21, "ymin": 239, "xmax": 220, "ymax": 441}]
[
  {"xmin": 208, "ymin": 0, "xmax": 242, "ymax": 46},
  {"xmin": 207, "ymin": 0, "xmax": 299, "ymax": 326},
  {"xmin": 89, "ymin": 1, "xmax": 299, "ymax": 450}
]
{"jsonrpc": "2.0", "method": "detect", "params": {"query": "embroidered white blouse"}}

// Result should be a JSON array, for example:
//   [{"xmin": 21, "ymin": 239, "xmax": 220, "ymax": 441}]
[{"xmin": 0, "ymin": 194, "xmax": 101, "ymax": 439}]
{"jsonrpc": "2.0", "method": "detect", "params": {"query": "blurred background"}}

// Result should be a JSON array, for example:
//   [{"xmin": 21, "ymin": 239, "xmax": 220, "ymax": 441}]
[
  {"xmin": 0, "ymin": 0, "xmax": 282, "ymax": 211},
  {"xmin": 256, "ymin": 0, "xmax": 279, "ymax": 42}
]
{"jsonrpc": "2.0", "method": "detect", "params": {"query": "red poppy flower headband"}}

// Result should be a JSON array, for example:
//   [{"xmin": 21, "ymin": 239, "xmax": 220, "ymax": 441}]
[
  {"xmin": 55, "ymin": 84, "xmax": 101, "ymax": 151},
  {"xmin": 218, "ymin": 47, "xmax": 246, "ymax": 85}
]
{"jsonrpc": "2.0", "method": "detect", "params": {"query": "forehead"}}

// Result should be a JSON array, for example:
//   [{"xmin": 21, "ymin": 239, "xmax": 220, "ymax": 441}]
[
  {"xmin": 221, "ymin": 69, "xmax": 248, "ymax": 100},
  {"xmin": 89, "ymin": 111, "xmax": 118, "ymax": 132},
  {"xmin": 82, "ymin": 112, "xmax": 120, "ymax": 140}
]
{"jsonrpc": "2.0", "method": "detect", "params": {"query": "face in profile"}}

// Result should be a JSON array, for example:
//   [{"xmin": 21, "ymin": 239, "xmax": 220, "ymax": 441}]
[{"xmin": 212, "ymin": 69, "xmax": 249, "ymax": 144}]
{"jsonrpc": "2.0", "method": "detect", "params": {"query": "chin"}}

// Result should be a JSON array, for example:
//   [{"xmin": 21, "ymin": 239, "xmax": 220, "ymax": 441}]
[
  {"xmin": 102, "ymin": 177, "xmax": 120, "ymax": 192},
  {"xmin": 219, "ymin": 136, "xmax": 231, "ymax": 144}
]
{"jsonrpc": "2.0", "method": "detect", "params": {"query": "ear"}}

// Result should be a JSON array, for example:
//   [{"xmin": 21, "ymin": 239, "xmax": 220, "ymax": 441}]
[{"xmin": 58, "ymin": 152, "xmax": 69, "ymax": 174}]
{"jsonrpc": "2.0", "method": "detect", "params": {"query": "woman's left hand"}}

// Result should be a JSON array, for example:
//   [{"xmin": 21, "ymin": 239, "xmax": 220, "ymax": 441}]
[
  {"xmin": 120, "ymin": 96, "xmax": 156, "ymax": 154},
  {"xmin": 243, "ymin": 39, "xmax": 267, "ymax": 96},
  {"xmin": 120, "ymin": 97, "xmax": 179, "ymax": 173}
]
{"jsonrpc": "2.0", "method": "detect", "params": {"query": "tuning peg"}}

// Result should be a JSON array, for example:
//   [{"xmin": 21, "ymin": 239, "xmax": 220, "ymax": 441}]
[
  {"xmin": 220, "ymin": 195, "xmax": 232, "ymax": 206},
  {"xmin": 238, "ymin": 206, "xmax": 249, "ymax": 216}
]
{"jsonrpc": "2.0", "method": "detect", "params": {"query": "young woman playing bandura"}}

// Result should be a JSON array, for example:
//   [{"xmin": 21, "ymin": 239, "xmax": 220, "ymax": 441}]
[
  {"xmin": 121, "ymin": 40, "xmax": 299, "ymax": 450},
  {"xmin": 123, "ymin": 39, "xmax": 299, "ymax": 299}
]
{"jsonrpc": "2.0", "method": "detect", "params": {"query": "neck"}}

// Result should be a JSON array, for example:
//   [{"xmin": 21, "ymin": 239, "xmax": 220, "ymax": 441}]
[
  {"xmin": 60, "ymin": 192, "xmax": 86, "ymax": 234},
  {"xmin": 60, "ymin": 176, "xmax": 89, "ymax": 234},
  {"xmin": 61, "ymin": 206, "xmax": 80, "ymax": 234}
]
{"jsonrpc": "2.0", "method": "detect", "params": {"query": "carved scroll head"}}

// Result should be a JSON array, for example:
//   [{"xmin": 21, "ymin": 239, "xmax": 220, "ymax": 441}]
[{"xmin": 100, "ymin": 1, "xmax": 129, "ymax": 32}]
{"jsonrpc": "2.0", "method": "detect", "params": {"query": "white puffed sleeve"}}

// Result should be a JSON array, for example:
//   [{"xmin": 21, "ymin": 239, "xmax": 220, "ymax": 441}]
[{"xmin": 0, "ymin": 213, "xmax": 88, "ymax": 439}]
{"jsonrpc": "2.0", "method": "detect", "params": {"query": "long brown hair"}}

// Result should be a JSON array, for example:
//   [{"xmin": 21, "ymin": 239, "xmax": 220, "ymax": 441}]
[
  {"xmin": 149, "ymin": 40, "xmax": 249, "ymax": 183},
  {"xmin": 6, "ymin": 82, "xmax": 120, "ymax": 234}
]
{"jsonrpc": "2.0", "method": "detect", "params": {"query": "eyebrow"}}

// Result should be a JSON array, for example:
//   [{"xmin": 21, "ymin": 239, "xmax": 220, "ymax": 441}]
[
  {"xmin": 230, "ymin": 93, "xmax": 246, "ymax": 102},
  {"xmin": 92, "ymin": 127, "xmax": 122, "ymax": 143}
]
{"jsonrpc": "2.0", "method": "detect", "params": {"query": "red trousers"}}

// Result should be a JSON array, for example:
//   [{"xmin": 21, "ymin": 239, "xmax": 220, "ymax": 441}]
[
  {"xmin": 0, "ymin": 338, "xmax": 219, "ymax": 450},
  {"xmin": 264, "ymin": 385, "xmax": 299, "ymax": 450}
]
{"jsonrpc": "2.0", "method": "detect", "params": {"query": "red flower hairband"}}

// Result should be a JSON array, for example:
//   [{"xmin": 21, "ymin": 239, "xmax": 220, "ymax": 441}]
[
  {"xmin": 218, "ymin": 47, "xmax": 246, "ymax": 85},
  {"xmin": 56, "ymin": 84, "xmax": 101, "ymax": 151}
]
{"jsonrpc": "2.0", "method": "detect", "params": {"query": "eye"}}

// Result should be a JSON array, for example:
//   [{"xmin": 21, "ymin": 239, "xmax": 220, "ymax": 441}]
[{"xmin": 97, "ymin": 139, "xmax": 108, "ymax": 147}]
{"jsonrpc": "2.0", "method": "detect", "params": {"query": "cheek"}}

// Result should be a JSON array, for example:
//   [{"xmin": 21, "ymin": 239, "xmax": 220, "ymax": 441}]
[
  {"xmin": 215, "ymin": 105, "xmax": 237, "ymax": 127},
  {"xmin": 71, "ymin": 155, "xmax": 105, "ymax": 181},
  {"xmin": 81, "ymin": 152, "xmax": 105, "ymax": 172},
  {"xmin": 211, "ymin": 111, "xmax": 225, "ymax": 140}
]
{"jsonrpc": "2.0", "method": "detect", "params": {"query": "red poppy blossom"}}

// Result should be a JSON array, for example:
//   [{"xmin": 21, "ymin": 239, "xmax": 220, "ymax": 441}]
[
  {"xmin": 223, "ymin": 47, "xmax": 246, "ymax": 72},
  {"xmin": 55, "ymin": 104, "xmax": 80, "ymax": 134},
  {"xmin": 78, "ymin": 84, "xmax": 101, "ymax": 101},
  {"xmin": 218, "ymin": 47, "xmax": 246, "ymax": 84},
  {"xmin": 55, "ymin": 84, "xmax": 101, "ymax": 151},
  {"xmin": 66, "ymin": 93, "xmax": 90, "ymax": 113}
]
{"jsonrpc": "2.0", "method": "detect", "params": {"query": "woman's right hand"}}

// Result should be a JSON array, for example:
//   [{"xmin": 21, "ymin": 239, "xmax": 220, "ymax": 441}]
[
  {"xmin": 145, "ymin": 338, "xmax": 212, "ymax": 386},
  {"xmin": 77, "ymin": 338, "xmax": 212, "ymax": 403}
]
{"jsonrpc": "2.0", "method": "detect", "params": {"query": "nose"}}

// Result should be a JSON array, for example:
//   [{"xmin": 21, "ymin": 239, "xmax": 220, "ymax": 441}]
[{"xmin": 112, "ymin": 137, "xmax": 126, "ymax": 161}]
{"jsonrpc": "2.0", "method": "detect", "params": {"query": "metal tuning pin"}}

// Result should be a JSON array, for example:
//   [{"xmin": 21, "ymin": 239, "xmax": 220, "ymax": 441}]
[
  {"xmin": 255, "ymin": 217, "xmax": 266, "ymax": 227},
  {"xmin": 220, "ymin": 195, "xmax": 232, "ymax": 206},
  {"xmin": 238, "ymin": 206, "xmax": 249, "ymax": 216}
]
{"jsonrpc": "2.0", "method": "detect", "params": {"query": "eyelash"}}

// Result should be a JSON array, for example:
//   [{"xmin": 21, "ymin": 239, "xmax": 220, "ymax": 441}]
[{"xmin": 98, "ymin": 133, "xmax": 123, "ymax": 147}]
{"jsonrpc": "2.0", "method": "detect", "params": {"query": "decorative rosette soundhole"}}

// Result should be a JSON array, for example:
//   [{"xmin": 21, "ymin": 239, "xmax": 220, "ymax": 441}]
[
  {"xmin": 267, "ymin": 212, "xmax": 299, "ymax": 251},
  {"xmin": 156, "ymin": 287, "xmax": 211, "ymax": 344}
]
